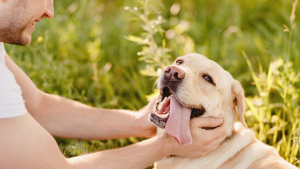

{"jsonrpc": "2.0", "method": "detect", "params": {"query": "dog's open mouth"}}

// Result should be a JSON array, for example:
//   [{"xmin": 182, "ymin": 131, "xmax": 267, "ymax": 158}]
[
  {"xmin": 150, "ymin": 86, "xmax": 205, "ymax": 129},
  {"xmin": 149, "ymin": 86, "xmax": 206, "ymax": 146},
  {"xmin": 150, "ymin": 87, "xmax": 172, "ymax": 128}
]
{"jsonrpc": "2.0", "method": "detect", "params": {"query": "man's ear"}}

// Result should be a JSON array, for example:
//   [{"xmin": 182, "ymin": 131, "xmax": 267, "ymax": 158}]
[{"xmin": 232, "ymin": 80, "xmax": 248, "ymax": 128}]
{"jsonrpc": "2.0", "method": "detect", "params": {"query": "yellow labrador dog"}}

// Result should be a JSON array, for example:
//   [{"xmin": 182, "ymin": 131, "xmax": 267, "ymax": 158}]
[{"xmin": 150, "ymin": 53, "xmax": 297, "ymax": 169}]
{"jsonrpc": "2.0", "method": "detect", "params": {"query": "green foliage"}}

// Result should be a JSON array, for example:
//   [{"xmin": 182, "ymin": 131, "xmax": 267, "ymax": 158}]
[
  {"xmin": 242, "ymin": 1, "xmax": 300, "ymax": 166},
  {"xmin": 125, "ymin": 0, "xmax": 171, "ymax": 77},
  {"xmin": 57, "ymin": 137, "xmax": 143, "ymax": 158},
  {"xmin": 3, "ymin": 0, "xmax": 300, "ymax": 167},
  {"xmin": 244, "ymin": 54, "xmax": 300, "ymax": 165}
]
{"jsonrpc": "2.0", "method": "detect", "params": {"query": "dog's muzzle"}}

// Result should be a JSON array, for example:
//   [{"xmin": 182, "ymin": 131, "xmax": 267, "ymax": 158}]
[{"xmin": 149, "ymin": 66, "xmax": 205, "ymax": 129}]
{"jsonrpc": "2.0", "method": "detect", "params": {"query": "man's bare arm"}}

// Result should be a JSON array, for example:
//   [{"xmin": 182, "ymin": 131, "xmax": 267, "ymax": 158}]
[
  {"xmin": 29, "ymin": 93, "xmax": 157, "ymax": 140},
  {"xmin": 0, "ymin": 113, "xmax": 167, "ymax": 169},
  {"xmin": 0, "ymin": 113, "xmax": 226, "ymax": 169},
  {"xmin": 5, "ymin": 54, "xmax": 156, "ymax": 140},
  {"xmin": 0, "ymin": 114, "xmax": 69, "ymax": 169}
]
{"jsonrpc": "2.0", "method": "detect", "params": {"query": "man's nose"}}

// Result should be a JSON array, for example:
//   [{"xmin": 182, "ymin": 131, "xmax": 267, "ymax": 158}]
[
  {"xmin": 44, "ymin": 0, "xmax": 54, "ymax": 19},
  {"xmin": 164, "ymin": 65, "xmax": 185, "ymax": 81}
]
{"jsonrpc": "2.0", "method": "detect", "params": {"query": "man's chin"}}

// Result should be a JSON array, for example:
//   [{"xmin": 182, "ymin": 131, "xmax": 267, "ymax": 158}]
[
  {"xmin": 1, "ymin": 28, "xmax": 32, "ymax": 46},
  {"xmin": 6, "ymin": 35, "xmax": 31, "ymax": 46},
  {"xmin": 21, "ymin": 37, "xmax": 31, "ymax": 46},
  {"xmin": 17, "ymin": 33, "xmax": 32, "ymax": 46}
]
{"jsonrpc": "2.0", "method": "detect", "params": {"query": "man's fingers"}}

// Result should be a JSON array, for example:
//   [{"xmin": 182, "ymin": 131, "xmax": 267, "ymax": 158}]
[
  {"xmin": 140, "ymin": 95, "xmax": 160, "ymax": 111},
  {"xmin": 207, "ymin": 122, "xmax": 227, "ymax": 139},
  {"xmin": 211, "ymin": 121, "xmax": 226, "ymax": 136},
  {"xmin": 147, "ymin": 95, "xmax": 160, "ymax": 107},
  {"xmin": 190, "ymin": 117, "xmax": 224, "ymax": 128},
  {"xmin": 205, "ymin": 124, "xmax": 227, "ymax": 145},
  {"xmin": 206, "ymin": 136, "xmax": 225, "ymax": 153},
  {"xmin": 209, "ymin": 143, "xmax": 220, "ymax": 153}
]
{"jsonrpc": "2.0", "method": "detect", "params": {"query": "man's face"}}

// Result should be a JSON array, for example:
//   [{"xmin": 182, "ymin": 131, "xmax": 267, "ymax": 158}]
[{"xmin": 0, "ymin": 0, "xmax": 54, "ymax": 46}]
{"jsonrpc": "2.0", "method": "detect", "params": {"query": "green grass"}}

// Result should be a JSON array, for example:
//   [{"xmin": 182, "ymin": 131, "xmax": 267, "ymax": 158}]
[{"xmin": 4, "ymin": 0, "xmax": 300, "ymax": 167}]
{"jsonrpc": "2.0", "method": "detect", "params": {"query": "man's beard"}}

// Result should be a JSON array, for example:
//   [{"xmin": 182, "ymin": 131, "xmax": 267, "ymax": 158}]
[
  {"xmin": 0, "ymin": 25, "xmax": 28, "ymax": 46},
  {"xmin": 0, "ymin": 0, "xmax": 29, "ymax": 46}
]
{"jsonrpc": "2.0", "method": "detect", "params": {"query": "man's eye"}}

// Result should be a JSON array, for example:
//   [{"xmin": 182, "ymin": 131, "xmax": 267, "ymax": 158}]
[
  {"xmin": 176, "ymin": 60, "xmax": 183, "ymax": 65},
  {"xmin": 203, "ymin": 75, "xmax": 215, "ymax": 86}
]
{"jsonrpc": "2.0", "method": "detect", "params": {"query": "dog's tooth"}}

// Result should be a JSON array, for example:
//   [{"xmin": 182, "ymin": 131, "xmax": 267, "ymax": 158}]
[
  {"xmin": 160, "ymin": 112, "xmax": 169, "ymax": 118},
  {"xmin": 157, "ymin": 96, "xmax": 171, "ymax": 112},
  {"xmin": 158, "ymin": 102, "xmax": 163, "ymax": 110},
  {"xmin": 158, "ymin": 100, "xmax": 165, "ymax": 110}
]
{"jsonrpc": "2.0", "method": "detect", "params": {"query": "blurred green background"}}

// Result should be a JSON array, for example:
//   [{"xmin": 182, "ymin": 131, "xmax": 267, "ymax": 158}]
[{"xmin": 4, "ymin": 0, "xmax": 300, "ymax": 167}]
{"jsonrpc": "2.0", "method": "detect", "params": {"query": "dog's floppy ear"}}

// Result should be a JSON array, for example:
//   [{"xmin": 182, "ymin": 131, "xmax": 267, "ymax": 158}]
[{"xmin": 232, "ymin": 80, "xmax": 248, "ymax": 128}]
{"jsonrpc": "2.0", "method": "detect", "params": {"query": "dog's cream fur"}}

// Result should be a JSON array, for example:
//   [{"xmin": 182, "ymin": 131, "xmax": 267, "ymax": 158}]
[{"xmin": 154, "ymin": 53, "xmax": 297, "ymax": 169}]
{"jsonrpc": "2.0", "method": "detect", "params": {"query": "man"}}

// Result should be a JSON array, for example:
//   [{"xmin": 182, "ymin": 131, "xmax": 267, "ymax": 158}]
[{"xmin": 0, "ymin": 0, "xmax": 226, "ymax": 168}]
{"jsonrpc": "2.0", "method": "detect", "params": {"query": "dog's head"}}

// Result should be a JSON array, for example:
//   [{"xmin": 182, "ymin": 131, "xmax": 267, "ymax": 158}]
[{"xmin": 150, "ymin": 53, "xmax": 247, "ymax": 145}]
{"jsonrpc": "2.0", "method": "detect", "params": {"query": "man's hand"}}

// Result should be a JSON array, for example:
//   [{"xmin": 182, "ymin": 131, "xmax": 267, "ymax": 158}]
[
  {"xmin": 165, "ymin": 117, "xmax": 226, "ymax": 158},
  {"xmin": 135, "ymin": 96, "xmax": 160, "ymax": 138}
]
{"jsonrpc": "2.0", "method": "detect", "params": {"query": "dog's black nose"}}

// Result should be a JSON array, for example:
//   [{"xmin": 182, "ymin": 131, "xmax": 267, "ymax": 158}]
[{"xmin": 164, "ymin": 65, "xmax": 185, "ymax": 81}]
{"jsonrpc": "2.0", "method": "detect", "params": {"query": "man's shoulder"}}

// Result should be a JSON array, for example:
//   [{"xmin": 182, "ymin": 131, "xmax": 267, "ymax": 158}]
[
  {"xmin": 0, "ymin": 55, "xmax": 15, "ymax": 83},
  {"xmin": 0, "ymin": 43, "xmax": 16, "ymax": 84},
  {"xmin": 0, "ymin": 47, "xmax": 27, "ymax": 119},
  {"xmin": 0, "ymin": 54, "xmax": 23, "ymax": 96}
]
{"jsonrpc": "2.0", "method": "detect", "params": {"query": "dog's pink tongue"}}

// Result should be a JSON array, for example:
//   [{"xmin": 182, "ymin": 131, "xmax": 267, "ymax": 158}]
[{"xmin": 165, "ymin": 97, "xmax": 192, "ymax": 146}]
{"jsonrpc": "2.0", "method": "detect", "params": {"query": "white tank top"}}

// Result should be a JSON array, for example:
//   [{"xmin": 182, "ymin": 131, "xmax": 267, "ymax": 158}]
[{"xmin": 0, "ymin": 42, "xmax": 27, "ymax": 118}]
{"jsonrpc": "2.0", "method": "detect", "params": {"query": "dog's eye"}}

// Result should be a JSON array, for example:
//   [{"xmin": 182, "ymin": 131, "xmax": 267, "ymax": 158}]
[
  {"xmin": 203, "ymin": 75, "xmax": 216, "ymax": 86},
  {"xmin": 176, "ymin": 60, "xmax": 183, "ymax": 65}
]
